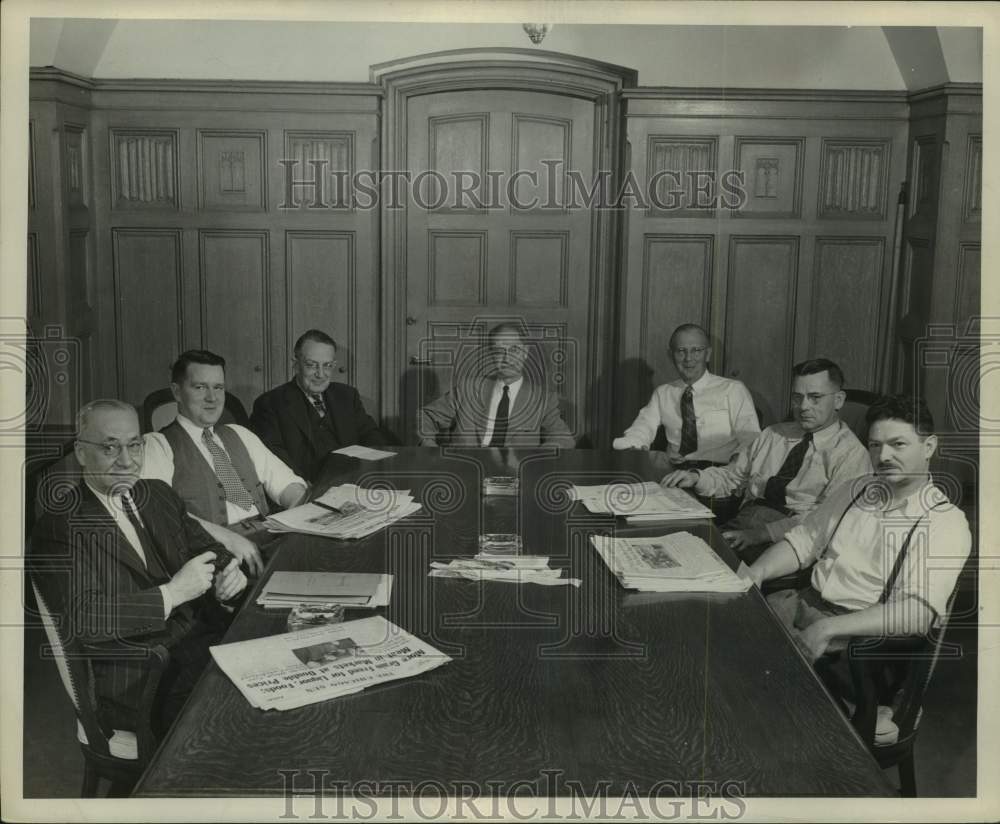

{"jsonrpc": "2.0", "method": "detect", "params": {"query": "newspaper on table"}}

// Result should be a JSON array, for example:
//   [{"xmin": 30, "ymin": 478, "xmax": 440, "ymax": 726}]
[
  {"xmin": 210, "ymin": 615, "xmax": 450, "ymax": 711},
  {"xmin": 332, "ymin": 444, "xmax": 397, "ymax": 461},
  {"xmin": 265, "ymin": 484, "xmax": 421, "ymax": 538},
  {"xmin": 429, "ymin": 555, "xmax": 582, "ymax": 587},
  {"xmin": 256, "ymin": 571, "xmax": 393, "ymax": 608},
  {"xmin": 569, "ymin": 481, "xmax": 715, "ymax": 521},
  {"xmin": 591, "ymin": 532, "xmax": 751, "ymax": 593}
]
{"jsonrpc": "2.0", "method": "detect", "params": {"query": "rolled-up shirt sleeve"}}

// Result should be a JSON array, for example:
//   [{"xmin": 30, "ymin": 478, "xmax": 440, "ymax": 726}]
[
  {"xmin": 141, "ymin": 432, "xmax": 175, "ymax": 484},
  {"xmin": 783, "ymin": 485, "xmax": 853, "ymax": 570},
  {"xmin": 615, "ymin": 389, "xmax": 665, "ymax": 450},
  {"xmin": 231, "ymin": 425, "xmax": 306, "ymax": 500},
  {"xmin": 693, "ymin": 436, "xmax": 756, "ymax": 498}
]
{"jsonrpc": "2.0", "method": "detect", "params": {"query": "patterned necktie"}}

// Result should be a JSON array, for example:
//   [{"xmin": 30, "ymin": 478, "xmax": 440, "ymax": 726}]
[
  {"xmin": 489, "ymin": 385, "xmax": 510, "ymax": 447},
  {"xmin": 201, "ymin": 428, "xmax": 256, "ymax": 510},
  {"xmin": 763, "ymin": 431, "xmax": 814, "ymax": 509},
  {"xmin": 679, "ymin": 385, "xmax": 698, "ymax": 456},
  {"xmin": 309, "ymin": 394, "xmax": 327, "ymax": 419}
]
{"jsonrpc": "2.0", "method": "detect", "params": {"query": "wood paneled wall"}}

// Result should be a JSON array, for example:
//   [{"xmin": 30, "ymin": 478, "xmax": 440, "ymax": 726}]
[
  {"xmin": 27, "ymin": 70, "xmax": 981, "ymax": 451},
  {"xmin": 617, "ymin": 90, "xmax": 911, "ymax": 430},
  {"xmin": 29, "ymin": 70, "xmax": 383, "ymax": 427}
]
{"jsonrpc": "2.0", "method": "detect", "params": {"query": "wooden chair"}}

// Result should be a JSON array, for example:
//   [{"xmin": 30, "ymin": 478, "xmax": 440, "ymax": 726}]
[
  {"xmin": 840, "ymin": 388, "xmax": 881, "ymax": 444},
  {"xmin": 837, "ymin": 574, "xmax": 967, "ymax": 797},
  {"xmin": 140, "ymin": 387, "xmax": 250, "ymax": 433},
  {"xmin": 30, "ymin": 575, "xmax": 170, "ymax": 797}
]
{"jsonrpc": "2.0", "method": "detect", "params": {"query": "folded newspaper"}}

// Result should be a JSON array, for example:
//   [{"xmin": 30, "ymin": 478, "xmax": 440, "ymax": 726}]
[
  {"xmin": 591, "ymin": 532, "xmax": 751, "ymax": 593},
  {"xmin": 429, "ymin": 555, "xmax": 582, "ymax": 587},
  {"xmin": 265, "ymin": 484, "xmax": 421, "ymax": 539},
  {"xmin": 570, "ymin": 481, "xmax": 714, "ymax": 521},
  {"xmin": 210, "ymin": 615, "xmax": 451, "ymax": 711}
]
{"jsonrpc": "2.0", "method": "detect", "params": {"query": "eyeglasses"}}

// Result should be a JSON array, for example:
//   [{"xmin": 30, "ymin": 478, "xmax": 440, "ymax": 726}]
[
  {"xmin": 77, "ymin": 439, "xmax": 145, "ymax": 459},
  {"xmin": 672, "ymin": 347, "xmax": 707, "ymax": 357},
  {"xmin": 301, "ymin": 359, "xmax": 337, "ymax": 374},
  {"xmin": 490, "ymin": 345, "xmax": 526, "ymax": 358},
  {"xmin": 790, "ymin": 392, "xmax": 837, "ymax": 407}
]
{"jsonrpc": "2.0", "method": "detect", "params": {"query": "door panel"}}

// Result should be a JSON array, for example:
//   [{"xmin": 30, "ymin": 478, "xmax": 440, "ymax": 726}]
[{"xmin": 404, "ymin": 90, "xmax": 595, "ymax": 444}]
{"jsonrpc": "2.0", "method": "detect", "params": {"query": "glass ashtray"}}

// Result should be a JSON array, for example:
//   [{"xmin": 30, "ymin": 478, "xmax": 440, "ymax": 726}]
[
  {"xmin": 478, "ymin": 533, "xmax": 523, "ymax": 556},
  {"xmin": 483, "ymin": 476, "xmax": 518, "ymax": 496}
]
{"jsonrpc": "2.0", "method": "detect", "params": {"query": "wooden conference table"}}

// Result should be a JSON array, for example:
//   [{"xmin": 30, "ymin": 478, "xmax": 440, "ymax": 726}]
[{"xmin": 134, "ymin": 447, "xmax": 892, "ymax": 797}]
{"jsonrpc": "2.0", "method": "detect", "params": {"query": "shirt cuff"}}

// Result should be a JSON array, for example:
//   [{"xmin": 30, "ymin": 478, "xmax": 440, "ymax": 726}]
[
  {"xmin": 159, "ymin": 584, "xmax": 173, "ymax": 618},
  {"xmin": 613, "ymin": 437, "xmax": 646, "ymax": 450},
  {"xmin": 782, "ymin": 525, "xmax": 811, "ymax": 569}
]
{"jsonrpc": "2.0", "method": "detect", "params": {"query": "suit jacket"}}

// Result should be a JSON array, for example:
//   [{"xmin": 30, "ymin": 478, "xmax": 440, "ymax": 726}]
[
  {"xmin": 417, "ymin": 377, "xmax": 575, "ymax": 448},
  {"xmin": 250, "ymin": 380, "xmax": 387, "ymax": 481},
  {"xmin": 29, "ymin": 479, "xmax": 228, "ymax": 729}
]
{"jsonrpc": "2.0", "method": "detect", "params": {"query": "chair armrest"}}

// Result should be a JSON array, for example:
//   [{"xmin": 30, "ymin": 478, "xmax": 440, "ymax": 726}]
[{"xmin": 80, "ymin": 640, "xmax": 171, "ymax": 764}]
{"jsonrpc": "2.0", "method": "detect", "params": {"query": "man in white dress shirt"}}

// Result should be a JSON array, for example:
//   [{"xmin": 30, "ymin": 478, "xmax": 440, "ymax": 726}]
[
  {"xmin": 663, "ymin": 358, "xmax": 872, "ymax": 556},
  {"xmin": 748, "ymin": 392, "xmax": 970, "ymax": 670},
  {"xmin": 143, "ymin": 350, "xmax": 308, "ymax": 575},
  {"xmin": 615, "ymin": 323, "xmax": 760, "ymax": 519},
  {"xmin": 417, "ymin": 322, "xmax": 574, "ymax": 448}
]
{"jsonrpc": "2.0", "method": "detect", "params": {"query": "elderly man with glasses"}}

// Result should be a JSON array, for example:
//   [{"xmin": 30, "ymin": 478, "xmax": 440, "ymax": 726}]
[
  {"xmin": 250, "ymin": 329, "xmax": 388, "ymax": 482},
  {"xmin": 662, "ymin": 358, "xmax": 872, "ymax": 559},
  {"xmin": 29, "ymin": 399, "xmax": 246, "ymax": 739},
  {"xmin": 614, "ymin": 323, "xmax": 761, "ymax": 520}
]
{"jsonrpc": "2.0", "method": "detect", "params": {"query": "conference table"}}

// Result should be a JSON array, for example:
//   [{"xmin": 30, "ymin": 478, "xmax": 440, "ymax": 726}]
[{"xmin": 133, "ymin": 447, "xmax": 892, "ymax": 797}]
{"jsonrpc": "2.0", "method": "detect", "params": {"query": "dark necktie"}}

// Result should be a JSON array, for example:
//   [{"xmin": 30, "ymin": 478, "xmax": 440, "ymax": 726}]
[
  {"xmin": 679, "ymin": 385, "xmax": 698, "ymax": 456},
  {"xmin": 201, "ymin": 428, "xmax": 256, "ymax": 510},
  {"xmin": 119, "ymin": 493, "xmax": 167, "ymax": 579},
  {"xmin": 309, "ymin": 394, "xmax": 327, "ymax": 419},
  {"xmin": 489, "ymin": 385, "xmax": 510, "ymax": 447},
  {"xmin": 763, "ymin": 432, "xmax": 814, "ymax": 509}
]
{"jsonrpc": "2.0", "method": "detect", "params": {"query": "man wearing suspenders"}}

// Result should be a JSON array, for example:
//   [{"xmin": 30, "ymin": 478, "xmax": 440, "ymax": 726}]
[{"xmin": 748, "ymin": 394, "xmax": 971, "ymax": 663}]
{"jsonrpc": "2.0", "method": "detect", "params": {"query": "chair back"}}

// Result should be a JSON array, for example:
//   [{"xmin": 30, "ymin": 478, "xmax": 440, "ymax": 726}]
[
  {"xmin": 141, "ymin": 387, "xmax": 250, "ymax": 433},
  {"xmin": 840, "ymin": 388, "xmax": 880, "ymax": 445},
  {"xmin": 29, "ymin": 575, "xmax": 114, "ymax": 759}
]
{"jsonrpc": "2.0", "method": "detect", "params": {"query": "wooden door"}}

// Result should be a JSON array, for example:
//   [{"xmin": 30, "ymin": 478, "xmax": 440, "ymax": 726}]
[{"xmin": 402, "ymin": 89, "xmax": 596, "ymax": 444}]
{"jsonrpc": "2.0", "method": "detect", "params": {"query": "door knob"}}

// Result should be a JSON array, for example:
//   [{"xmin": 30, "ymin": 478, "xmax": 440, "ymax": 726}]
[
  {"xmin": 409, "ymin": 356, "xmax": 432, "ymax": 365},
  {"xmin": 254, "ymin": 365, "xmax": 263, "ymax": 373},
  {"xmin": 406, "ymin": 316, "xmax": 418, "ymax": 326},
  {"xmin": 730, "ymin": 369, "xmax": 740, "ymax": 378}
]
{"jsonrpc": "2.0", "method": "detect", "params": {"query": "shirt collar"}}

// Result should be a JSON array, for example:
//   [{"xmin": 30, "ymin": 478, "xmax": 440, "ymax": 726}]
[
  {"xmin": 177, "ymin": 412, "xmax": 212, "ymax": 439},
  {"xmin": 84, "ymin": 479, "xmax": 132, "ymax": 514},
  {"xmin": 494, "ymin": 376, "xmax": 524, "ymax": 396},
  {"xmin": 880, "ymin": 477, "xmax": 944, "ymax": 515},
  {"xmin": 776, "ymin": 417, "xmax": 844, "ymax": 445},
  {"xmin": 673, "ymin": 370, "xmax": 713, "ymax": 392}
]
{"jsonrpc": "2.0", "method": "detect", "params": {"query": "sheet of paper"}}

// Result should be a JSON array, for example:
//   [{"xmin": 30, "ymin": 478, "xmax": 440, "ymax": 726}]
[{"xmin": 332, "ymin": 445, "xmax": 397, "ymax": 461}]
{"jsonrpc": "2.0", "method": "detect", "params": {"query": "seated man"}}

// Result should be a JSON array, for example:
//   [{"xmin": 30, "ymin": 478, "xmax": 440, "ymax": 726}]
[
  {"xmin": 251, "ymin": 329, "xmax": 387, "ymax": 482},
  {"xmin": 747, "ymin": 394, "xmax": 971, "ymax": 667},
  {"xmin": 614, "ymin": 323, "xmax": 760, "ymax": 519},
  {"xmin": 663, "ymin": 358, "xmax": 871, "ymax": 554},
  {"xmin": 417, "ymin": 322, "xmax": 575, "ymax": 448},
  {"xmin": 29, "ymin": 400, "xmax": 247, "ymax": 737},
  {"xmin": 143, "ymin": 350, "xmax": 308, "ymax": 574}
]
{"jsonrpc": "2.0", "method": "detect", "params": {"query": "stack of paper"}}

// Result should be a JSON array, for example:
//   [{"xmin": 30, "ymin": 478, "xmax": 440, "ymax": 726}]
[
  {"xmin": 265, "ymin": 484, "xmax": 421, "ymax": 539},
  {"xmin": 256, "ymin": 571, "xmax": 392, "ymax": 609},
  {"xmin": 332, "ymin": 445, "xmax": 397, "ymax": 461},
  {"xmin": 570, "ymin": 481, "xmax": 714, "ymax": 521},
  {"xmin": 591, "ymin": 532, "xmax": 751, "ymax": 593},
  {"xmin": 429, "ymin": 555, "xmax": 582, "ymax": 588},
  {"xmin": 211, "ymin": 616, "xmax": 451, "ymax": 711}
]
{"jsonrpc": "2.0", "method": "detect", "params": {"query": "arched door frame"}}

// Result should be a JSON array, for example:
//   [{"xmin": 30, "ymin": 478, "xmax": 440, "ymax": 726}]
[{"xmin": 373, "ymin": 48, "xmax": 636, "ymax": 443}]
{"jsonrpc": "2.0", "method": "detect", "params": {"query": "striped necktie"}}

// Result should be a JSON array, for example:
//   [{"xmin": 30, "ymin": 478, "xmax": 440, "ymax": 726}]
[{"xmin": 679, "ymin": 385, "xmax": 698, "ymax": 456}]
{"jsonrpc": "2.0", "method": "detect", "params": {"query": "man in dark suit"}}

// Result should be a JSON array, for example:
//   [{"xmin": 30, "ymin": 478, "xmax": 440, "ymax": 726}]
[
  {"xmin": 29, "ymin": 399, "xmax": 247, "ymax": 737},
  {"xmin": 417, "ymin": 322, "xmax": 575, "ymax": 448},
  {"xmin": 251, "ymin": 330, "xmax": 387, "ymax": 481}
]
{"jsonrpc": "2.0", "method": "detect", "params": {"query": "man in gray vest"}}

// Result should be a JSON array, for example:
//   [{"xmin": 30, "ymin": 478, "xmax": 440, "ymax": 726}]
[{"xmin": 143, "ymin": 350, "xmax": 308, "ymax": 575}]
